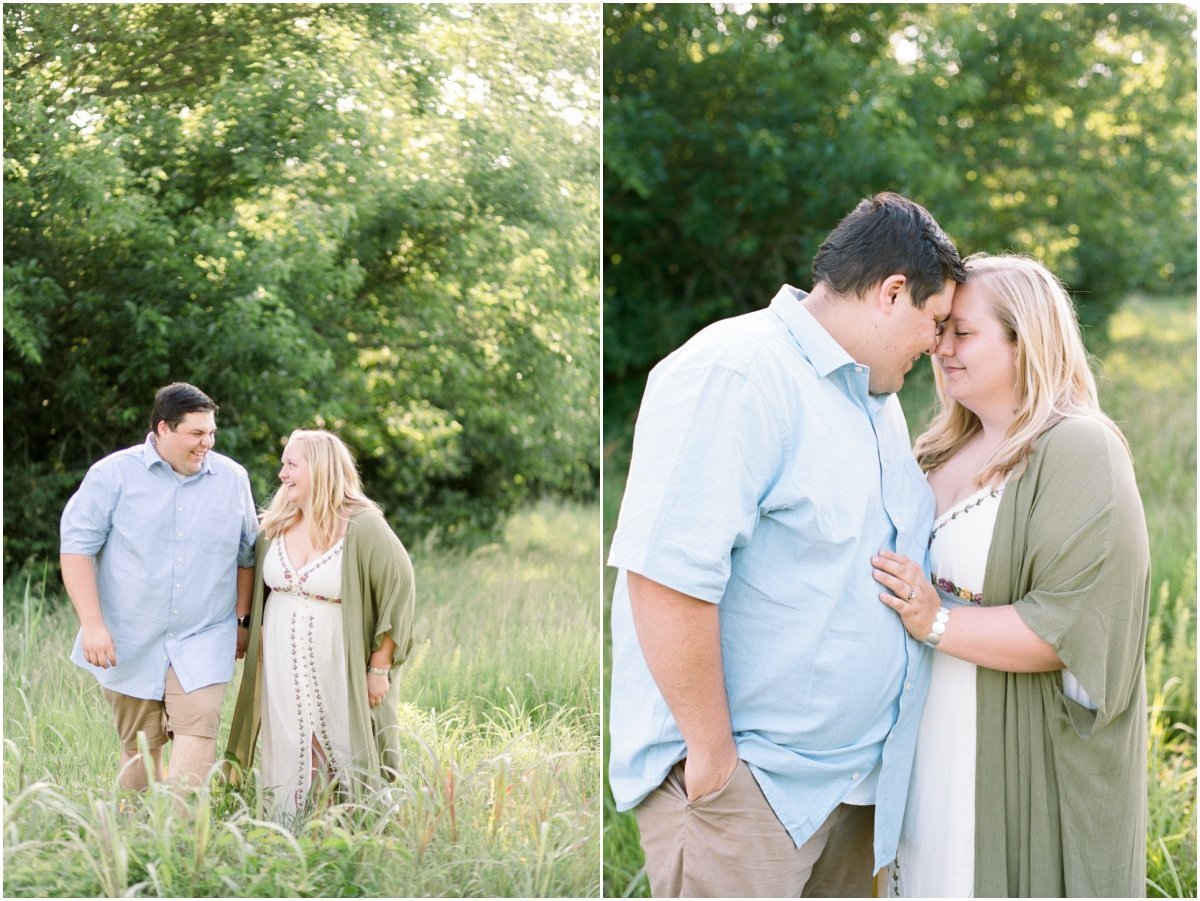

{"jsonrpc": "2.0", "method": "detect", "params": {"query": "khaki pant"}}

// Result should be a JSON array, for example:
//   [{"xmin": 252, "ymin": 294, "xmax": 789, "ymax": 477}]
[{"xmin": 635, "ymin": 759, "xmax": 876, "ymax": 898}]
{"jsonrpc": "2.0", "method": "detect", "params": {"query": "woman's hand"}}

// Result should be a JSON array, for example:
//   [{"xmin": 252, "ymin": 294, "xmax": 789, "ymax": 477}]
[
  {"xmin": 368, "ymin": 633, "xmax": 396, "ymax": 709},
  {"xmin": 871, "ymin": 549, "xmax": 938, "ymax": 643},
  {"xmin": 367, "ymin": 671, "xmax": 389, "ymax": 708}
]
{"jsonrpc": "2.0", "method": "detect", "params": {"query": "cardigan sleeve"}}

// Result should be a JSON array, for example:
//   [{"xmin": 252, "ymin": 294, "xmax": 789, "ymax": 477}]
[
  {"xmin": 1011, "ymin": 417, "xmax": 1151, "ymax": 738},
  {"xmin": 223, "ymin": 534, "xmax": 270, "ymax": 778},
  {"xmin": 358, "ymin": 511, "xmax": 416, "ymax": 667}
]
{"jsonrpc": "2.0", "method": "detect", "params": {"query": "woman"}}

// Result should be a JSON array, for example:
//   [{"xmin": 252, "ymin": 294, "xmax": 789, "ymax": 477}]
[
  {"xmin": 225, "ymin": 429, "xmax": 415, "ymax": 816},
  {"xmin": 872, "ymin": 254, "xmax": 1149, "ymax": 897}
]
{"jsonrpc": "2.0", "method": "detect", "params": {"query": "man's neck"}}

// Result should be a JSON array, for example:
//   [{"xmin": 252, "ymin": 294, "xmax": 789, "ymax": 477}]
[{"xmin": 800, "ymin": 284, "xmax": 869, "ymax": 363}]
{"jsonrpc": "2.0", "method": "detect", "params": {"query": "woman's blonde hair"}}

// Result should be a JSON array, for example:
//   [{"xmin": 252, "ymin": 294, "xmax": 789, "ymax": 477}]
[
  {"xmin": 259, "ymin": 429, "xmax": 381, "ymax": 549},
  {"xmin": 914, "ymin": 252, "xmax": 1127, "ymax": 485}
]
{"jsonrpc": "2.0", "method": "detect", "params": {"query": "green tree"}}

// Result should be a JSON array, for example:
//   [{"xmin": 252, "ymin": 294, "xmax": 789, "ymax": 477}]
[
  {"xmin": 4, "ymin": 3, "xmax": 600, "ymax": 568},
  {"xmin": 604, "ymin": 2, "xmax": 1196, "ymax": 426}
]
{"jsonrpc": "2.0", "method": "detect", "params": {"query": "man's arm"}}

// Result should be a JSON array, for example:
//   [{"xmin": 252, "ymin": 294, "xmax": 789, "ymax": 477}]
[
  {"xmin": 60, "ymin": 553, "xmax": 117, "ymax": 668},
  {"xmin": 236, "ymin": 566, "xmax": 254, "ymax": 619},
  {"xmin": 627, "ymin": 570, "xmax": 739, "ymax": 802},
  {"xmin": 234, "ymin": 565, "xmax": 255, "ymax": 659}
]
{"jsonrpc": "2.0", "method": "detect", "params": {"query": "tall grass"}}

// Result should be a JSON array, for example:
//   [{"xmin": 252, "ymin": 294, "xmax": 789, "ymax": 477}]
[
  {"xmin": 601, "ymin": 294, "xmax": 1197, "ymax": 897},
  {"xmin": 4, "ymin": 499, "xmax": 601, "ymax": 897},
  {"xmin": 1104, "ymin": 297, "xmax": 1198, "ymax": 898}
]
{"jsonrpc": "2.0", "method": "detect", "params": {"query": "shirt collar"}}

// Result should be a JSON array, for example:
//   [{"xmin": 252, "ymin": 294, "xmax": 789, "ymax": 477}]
[
  {"xmin": 769, "ymin": 285, "xmax": 859, "ymax": 379},
  {"xmin": 141, "ymin": 432, "xmax": 215, "ymax": 477}
]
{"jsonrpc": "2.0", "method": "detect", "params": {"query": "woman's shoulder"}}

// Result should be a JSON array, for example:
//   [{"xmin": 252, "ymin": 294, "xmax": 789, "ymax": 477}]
[
  {"xmin": 1037, "ymin": 414, "xmax": 1129, "ymax": 463},
  {"xmin": 347, "ymin": 506, "xmax": 407, "ymax": 547},
  {"xmin": 347, "ymin": 505, "xmax": 387, "ymax": 532},
  {"xmin": 1029, "ymin": 415, "xmax": 1137, "ymax": 502},
  {"xmin": 346, "ymin": 508, "xmax": 415, "ymax": 584}
]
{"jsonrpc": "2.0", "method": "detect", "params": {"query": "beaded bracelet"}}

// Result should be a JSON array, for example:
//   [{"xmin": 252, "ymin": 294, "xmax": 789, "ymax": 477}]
[{"xmin": 924, "ymin": 606, "xmax": 950, "ymax": 648}]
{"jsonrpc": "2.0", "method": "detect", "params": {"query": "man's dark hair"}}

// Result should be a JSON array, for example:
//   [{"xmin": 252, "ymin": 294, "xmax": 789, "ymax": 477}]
[
  {"xmin": 812, "ymin": 192, "xmax": 967, "ymax": 306},
  {"xmin": 150, "ymin": 382, "xmax": 218, "ymax": 433}
]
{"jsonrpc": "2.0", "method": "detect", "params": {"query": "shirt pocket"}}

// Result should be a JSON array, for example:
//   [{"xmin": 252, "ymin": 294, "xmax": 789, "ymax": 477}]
[
  {"xmin": 772, "ymin": 446, "xmax": 879, "ymax": 549},
  {"xmin": 193, "ymin": 505, "xmax": 243, "ymax": 561}
]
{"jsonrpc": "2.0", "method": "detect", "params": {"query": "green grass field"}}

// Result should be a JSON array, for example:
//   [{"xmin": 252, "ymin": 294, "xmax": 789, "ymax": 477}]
[
  {"xmin": 4, "ymin": 499, "xmax": 601, "ymax": 898},
  {"xmin": 602, "ymin": 294, "xmax": 1197, "ymax": 898}
]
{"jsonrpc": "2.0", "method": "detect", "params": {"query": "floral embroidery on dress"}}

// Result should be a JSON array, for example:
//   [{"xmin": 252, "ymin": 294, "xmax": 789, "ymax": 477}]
[
  {"xmin": 304, "ymin": 613, "xmax": 339, "ymax": 777},
  {"xmin": 890, "ymin": 856, "xmax": 903, "ymax": 897},
  {"xmin": 285, "ymin": 606, "xmax": 341, "ymax": 812},
  {"xmin": 927, "ymin": 484, "xmax": 1005, "ymax": 548},
  {"xmin": 289, "ymin": 610, "xmax": 307, "ymax": 799},
  {"xmin": 932, "ymin": 574, "xmax": 983, "ymax": 605},
  {"xmin": 275, "ymin": 539, "xmax": 344, "ymax": 604}
]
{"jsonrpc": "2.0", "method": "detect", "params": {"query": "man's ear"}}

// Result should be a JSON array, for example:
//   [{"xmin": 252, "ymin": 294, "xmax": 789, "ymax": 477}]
[{"xmin": 874, "ymin": 274, "xmax": 908, "ymax": 314}]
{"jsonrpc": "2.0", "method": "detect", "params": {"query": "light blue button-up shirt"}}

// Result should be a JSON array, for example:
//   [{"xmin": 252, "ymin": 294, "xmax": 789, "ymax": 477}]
[
  {"xmin": 608, "ymin": 286, "xmax": 935, "ymax": 870},
  {"xmin": 61, "ymin": 434, "xmax": 258, "ymax": 700}
]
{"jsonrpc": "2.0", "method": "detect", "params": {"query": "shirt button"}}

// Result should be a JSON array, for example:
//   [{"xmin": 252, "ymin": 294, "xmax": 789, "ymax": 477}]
[
  {"xmin": 855, "ymin": 366, "xmax": 864, "ymax": 373},
  {"xmin": 904, "ymin": 682, "xmax": 913, "ymax": 691},
  {"xmin": 851, "ymin": 772, "xmax": 861, "ymax": 781}
]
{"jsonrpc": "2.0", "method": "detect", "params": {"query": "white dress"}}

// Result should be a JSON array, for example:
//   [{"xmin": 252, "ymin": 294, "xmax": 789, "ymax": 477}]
[
  {"xmin": 889, "ymin": 482, "xmax": 1096, "ymax": 897},
  {"xmin": 889, "ymin": 483, "xmax": 1004, "ymax": 898},
  {"xmin": 259, "ymin": 535, "xmax": 351, "ymax": 817}
]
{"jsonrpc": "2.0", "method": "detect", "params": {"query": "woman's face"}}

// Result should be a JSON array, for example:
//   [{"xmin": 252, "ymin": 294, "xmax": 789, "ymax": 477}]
[
  {"xmin": 934, "ymin": 281, "xmax": 1019, "ymax": 420},
  {"xmin": 278, "ymin": 441, "xmax": 312, "ymax": 509}
]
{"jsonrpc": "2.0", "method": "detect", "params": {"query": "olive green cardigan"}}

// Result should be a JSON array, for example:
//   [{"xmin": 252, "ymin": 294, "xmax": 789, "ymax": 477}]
[
  {"xmin": 975, "ymin": 416, "xmax": 1150, "ymax": 897},
  {"xmin": 225, "ymin": 508, "xmax": 416, "ymax": 790}
]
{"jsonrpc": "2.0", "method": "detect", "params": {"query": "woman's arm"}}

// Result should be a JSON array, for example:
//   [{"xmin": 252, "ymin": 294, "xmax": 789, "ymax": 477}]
[
  {"xmin": 370, "ymin": 633, "xmax": 396, "ymax": 671},
  {"xmin": 366, "ymin": 633, "xmax": 396, "ymax": 709},
  {"xmin": 872, "ymin": 550, "xmax": 1064, "ymax": 673}
]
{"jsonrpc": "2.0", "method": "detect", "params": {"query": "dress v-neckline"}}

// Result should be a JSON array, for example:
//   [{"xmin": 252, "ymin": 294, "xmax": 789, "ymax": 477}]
[
  {"xmin": 281, "ymin": 535, "xmax": 344, "ymax": 574},
  {"xmin": 934, "ymin": 483, "xmax": 1001, "ymax": 527}
]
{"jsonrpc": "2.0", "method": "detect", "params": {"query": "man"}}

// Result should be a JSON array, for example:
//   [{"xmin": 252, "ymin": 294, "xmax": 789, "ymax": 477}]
[
  {"xmin": 61, "ymin": 382, "xmax": 258, "ymax": 789},
  {"xmin": 608, "ymin": 193, "xmax": 966, "ymax": 897}
]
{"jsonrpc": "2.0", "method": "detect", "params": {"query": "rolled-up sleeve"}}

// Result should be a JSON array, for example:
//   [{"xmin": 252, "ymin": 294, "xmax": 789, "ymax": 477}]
[
  {"xmin": 236, "ymin": 471, "xmax": 259, "ymax": 568},
  {"xmin": 60, "ymin": 463, "xmax": 118, "ymax": 556},
  {"xmin": 609, "ymin": 363, "xmax": 787, "ymax": 604}
]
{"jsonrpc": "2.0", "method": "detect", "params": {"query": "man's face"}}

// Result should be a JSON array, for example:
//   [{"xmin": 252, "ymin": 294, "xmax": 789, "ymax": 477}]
[
  {"xmin": 868, "ymin": 279, "xmax": 956, "ymax": 396},
  {"xmin": 155, "ymin": 410, "xmax": 217, "ymax": 476}
]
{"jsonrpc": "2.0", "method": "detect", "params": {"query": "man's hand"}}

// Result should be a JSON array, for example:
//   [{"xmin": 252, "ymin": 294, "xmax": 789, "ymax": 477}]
[
  {"xmin": 235, "ymin": 624, "xmax": 249, "ymax": 660},
  {"xmin": 683, "ymin": 742, "xmax": 740, "ymax": 802},
  {"xmin": 61, "ymin": 554, "xmax": 118, "ymax": 668},
  {"xmin": 81, "ymin": 621, "xmax": 118, "ymax": 668}
]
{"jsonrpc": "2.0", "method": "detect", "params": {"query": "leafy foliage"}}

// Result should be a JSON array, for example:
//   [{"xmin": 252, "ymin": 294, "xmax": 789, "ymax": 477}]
[
  {"xmin": 603, "ymin": 3, "xmax": 1197, "ymax": 424},
  {"xmin": 4, "ymin": 3, "xmax": 600, "ymax": 566}
]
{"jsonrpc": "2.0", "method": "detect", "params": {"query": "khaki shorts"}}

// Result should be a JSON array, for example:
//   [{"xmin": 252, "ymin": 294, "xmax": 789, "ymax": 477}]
[
  {"xmin": 103, "ymin": 666, "xmax": 226, "ymax": 752},
  {"xmin": 635, "ymin": 759, "xmax": 876, "ymax": 897}
]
